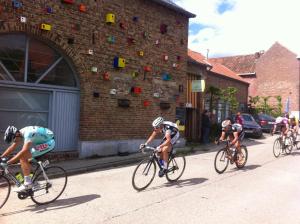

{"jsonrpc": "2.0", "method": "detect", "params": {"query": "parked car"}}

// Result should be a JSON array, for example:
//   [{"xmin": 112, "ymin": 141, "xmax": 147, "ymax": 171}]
[
  {"xmin": 232, "ymin": 113, "xmax": 263, "ymax": 138},
  {"xmin": 253, "ymin": 113, "xmax": 276, "ymax": 133}
]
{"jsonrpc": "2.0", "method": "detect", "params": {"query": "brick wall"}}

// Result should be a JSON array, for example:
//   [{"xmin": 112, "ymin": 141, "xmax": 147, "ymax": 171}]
[
  {"xmin": 0, "ymin": 0, "xmax": 190, "ymax": 142},
  {"xmin": 206, "ymin": 73, "xmax": 249, "ymax": 106},
  {"xmin": 254, "ymin": 42, "xmax": 300, "ymax": 112}
]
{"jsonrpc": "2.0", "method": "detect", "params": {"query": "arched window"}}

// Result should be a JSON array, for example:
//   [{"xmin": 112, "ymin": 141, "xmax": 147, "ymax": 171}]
[{"xmin": 0, "ymin": 34, "xmax": 78, "ymax": 87}]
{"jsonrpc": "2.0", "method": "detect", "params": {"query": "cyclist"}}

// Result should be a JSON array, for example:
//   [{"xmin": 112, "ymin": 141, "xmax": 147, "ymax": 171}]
[
  {"xmin": 140, "ymin": 117, "xmax": 179, "ymax": 177},
  {"xmin": 272, "ymin": 115, "xmax": 289, "ymax": 138},
  {"xmin": 289, "ymin": 115, "xmax": 298, "ymax": 133},
  {"xmin": 0, "ymin": 126, "xmax": 55, "ymax": 192},
  {"xmin": 218, "ymin": 118, "xmax": 245, "ymax": 162}
]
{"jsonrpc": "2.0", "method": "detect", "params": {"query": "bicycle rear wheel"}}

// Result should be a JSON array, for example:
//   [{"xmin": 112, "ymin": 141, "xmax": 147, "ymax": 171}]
[
  {"xmin": 166, "ymin": 155, "xmax": 186, "ymax": 182},
  {"xmin": 0, "ymin": 175, "xmax": 11, "ymax": 209},
  {"xmin": 235, "ymin": 145, "xmax": 248, "ymax": 169},
  {"xmin": 132, "ymin": 159, "xmax": 156, "ymax": 191},
  {"xmin": 31, "ymin": 166, "xmax": 67, "ymax": 205},
  {"xmin": 273, "ymin": 138, "xmax": 282, "ymax": 158},
  {"xmin": 284, "ymin": 137, "xmax": 293, "ymax": 154},
  {"xmin": 214, "ymin": 148, "xmax": 229, "ymax": 174}
]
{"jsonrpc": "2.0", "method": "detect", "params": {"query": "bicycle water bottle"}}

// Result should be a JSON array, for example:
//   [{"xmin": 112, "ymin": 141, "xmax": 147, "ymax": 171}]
[
  {"xmin": 231, "ymin": 147, "xmax": 236, "ymax": 157},
  {"xmin": 15, "ymin": 172, "xmax": 24, "ymax": 183}
]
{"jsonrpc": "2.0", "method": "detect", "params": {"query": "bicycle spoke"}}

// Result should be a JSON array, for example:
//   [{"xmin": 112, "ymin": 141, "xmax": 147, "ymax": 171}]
[
  {"xmin": 31, "ymin": 166, "xmax": 67, "ymax": 205},
  {"xmin": 166, "ymin": 156, "xmax": 186, "ymax": 182},
  {"xmin": 214, "ymin": 149, "xmax": 229, "ymax": 174},
  {"xmin": 132, "ymin": 159, "xmax": 156, "ymax": 191}
]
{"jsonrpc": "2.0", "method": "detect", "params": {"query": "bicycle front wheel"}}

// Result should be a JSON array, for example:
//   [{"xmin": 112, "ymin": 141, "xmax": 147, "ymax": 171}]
[
  {"xmin": 132, "ymin": 159, "xmax": 156, "ymax": 191},
  {"xmin": 166, "ymin": 155, "xmax": 186, "ymax": 182},
  {"xmin": 31, "ymin": 166, "xmax": 67, "ymax": 205},
  {"xmin": 0, "ymin": 175, "xmax": 11, "ymax": 209},
  {"xmin": 214, "ymin": 149, "xmax": 229, "ymax": 174},
  {"xmin": 273, "ymin": 138, "xmax": 282, "ymax": 158}
]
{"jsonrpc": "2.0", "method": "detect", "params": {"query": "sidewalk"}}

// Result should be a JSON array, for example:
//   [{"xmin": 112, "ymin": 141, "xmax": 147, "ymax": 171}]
[{"xmin": 52, "ymin": 143, "xmax": 220, "ymax": 176}]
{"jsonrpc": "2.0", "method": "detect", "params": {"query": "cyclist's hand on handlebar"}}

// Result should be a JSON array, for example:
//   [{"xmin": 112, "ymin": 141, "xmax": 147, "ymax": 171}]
[
  {"xmin": 214, "ymin": 137, "xmax": 220, "ymax": 145},
  {"xmin": 139, "ymin": 143, "xmax": 147, "ymax": 150}
]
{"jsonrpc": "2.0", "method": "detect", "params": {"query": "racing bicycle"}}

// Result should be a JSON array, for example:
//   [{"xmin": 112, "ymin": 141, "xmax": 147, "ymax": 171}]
[
  {"xmin": 0, "ymin": 157, "xmax": 67, "ymax": 209},
  {"xmin": 214, "ymin": 140, "xmax": 248, "ymax": 174},
  {"xmin": 132, "ymin": 146, "xmax": 186, "ymax": 191}
]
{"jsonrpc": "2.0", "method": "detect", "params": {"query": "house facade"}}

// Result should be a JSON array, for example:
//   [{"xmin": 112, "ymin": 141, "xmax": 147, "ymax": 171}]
[
  {"xmin": 0, "ymin": 0, "xmax": 195, "ymax": 157},
  {"xmin": 186, "ymin": 50, "xmax": 249, "ymax": 142},
  {"xmin": 212, "ymin": 42, "xmax": 300, "ymax": 118}
]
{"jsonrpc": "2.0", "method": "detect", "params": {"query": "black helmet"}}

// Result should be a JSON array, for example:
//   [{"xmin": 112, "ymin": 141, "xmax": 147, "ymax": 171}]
[{"xmin": 4, "ymin": 126, "xmax": 18, "ymax": 144}]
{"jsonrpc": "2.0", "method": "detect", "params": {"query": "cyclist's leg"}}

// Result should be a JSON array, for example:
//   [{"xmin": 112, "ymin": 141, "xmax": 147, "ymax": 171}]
[
  {"xmin": 20, "ymin": 150, "xmax": 32, "ymax": 177},
  {"xmin": 161, "ymin": 144, "xmax": 171, "ymax": 169}
]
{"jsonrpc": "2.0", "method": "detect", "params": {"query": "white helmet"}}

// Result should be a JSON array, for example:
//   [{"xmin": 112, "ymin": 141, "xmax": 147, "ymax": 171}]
[
  {"xmin": 221, "ymin": 120, "xmax": 231, "ymax": 128},
  {"xmin": 152, "ymin": 117, "xmax": 164, "ymax": 128},
  {"xmin": 4, "ymin": 126, "xmax": 18, "ymax": 144},
  {"xmin": 275, "ymin": 117, "xmax": 283, "ymax": 124},
  {"xmin": 290, "ymin": 115, "xmax": 295, "ymax": 119}
]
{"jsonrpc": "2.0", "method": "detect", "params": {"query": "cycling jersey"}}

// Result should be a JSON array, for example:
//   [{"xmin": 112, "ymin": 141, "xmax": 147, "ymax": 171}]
[
  {"xmin": 19, "ymin": 126, "xmax": 55, "ymax": 158},
  {"xmin": 161, "ymin": 121, "xmax": 180, "ymax": 145},
  {"xmin": 222, "ymin": 123, "xmax": 245, "ymax": 141}
]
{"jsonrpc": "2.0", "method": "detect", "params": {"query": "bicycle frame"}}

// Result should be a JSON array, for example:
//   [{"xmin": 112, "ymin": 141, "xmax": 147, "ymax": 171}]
[{"xmin": 1, "ymin": 159, "xmax": 49, "ymax": 191}]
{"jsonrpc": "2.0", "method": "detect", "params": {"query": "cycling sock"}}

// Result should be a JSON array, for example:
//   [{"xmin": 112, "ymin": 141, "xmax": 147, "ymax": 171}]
[
  {"xmin": 163, "ymin": 161, "xmax": 168, "ymax": 169},
  {"xmin": 24, "ymin": 175, "xmax": 32, "ymax": 185}
]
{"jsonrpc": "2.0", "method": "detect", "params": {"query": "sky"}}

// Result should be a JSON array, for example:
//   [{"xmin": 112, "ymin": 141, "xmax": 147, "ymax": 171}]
[{"xmin": 174, "ymin": 0, "xmax": 300, "ymax": 58}]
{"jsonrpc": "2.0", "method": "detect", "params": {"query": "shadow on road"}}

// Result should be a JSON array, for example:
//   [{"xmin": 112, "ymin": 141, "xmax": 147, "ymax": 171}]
[
  {"xmin": 225, "ymin": 164, "xmax": 261, "ymax": 174},
  {"xmin": 0, "ymin": 194, "xmax": 101, "ymax": 217},
  {"xmin": 144, "ymin": 177, "xmax": 208, "ymax": 192},
  {"xmin": 165, "ymin": 177, "xmax": 209, "ymax": 188}
]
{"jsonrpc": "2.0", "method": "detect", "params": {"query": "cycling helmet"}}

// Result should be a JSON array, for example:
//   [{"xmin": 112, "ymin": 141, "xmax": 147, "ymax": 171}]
[
  {"xmin": 152, "ymin": 117, "xmax": 164, "ymax": 128},
  {"xmin": 290, "ymin": 115, "xmax": 295, "ymax": 119},
  {"xmin": 3, "ymin": 126, "xmax": 18, "ymax": 144},
  {"xmin": 221, "ymin": 120, "xmax": 231, "ymax": 128},
  {"xmin": 275, "ymin": 117, "xmax": 283, "ymax": 124}
]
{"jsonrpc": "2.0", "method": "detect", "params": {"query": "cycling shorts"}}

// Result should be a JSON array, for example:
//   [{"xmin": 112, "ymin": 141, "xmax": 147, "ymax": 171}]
[{"xmin": 30, "ymin": 138, "xmax": 55, "ymax": 158}]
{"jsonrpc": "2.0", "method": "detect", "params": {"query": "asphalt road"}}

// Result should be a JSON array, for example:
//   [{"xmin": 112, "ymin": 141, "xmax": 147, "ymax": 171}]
[{"xmin": 1, "ymin": 134, "xmax": 300, "ymax": 224}]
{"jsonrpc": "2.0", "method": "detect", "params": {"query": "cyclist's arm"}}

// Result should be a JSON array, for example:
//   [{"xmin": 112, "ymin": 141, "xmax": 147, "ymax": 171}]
[
  {"xmin": 159, "ymin": 132, "xmax": 171, "ymax": 148},
  {"xmin": 230, "ymin": 132, "xmax": 239, "ymax": 145},
  {"xmin": 1, "ymin": 141, "xmax": 20, "ymax": 158},
  {"xmin": 145, "ymin": 131, "xmax": 158, "ymax": 145},
  {"xmin": 7, "ymin": 141, "xmax": 32, "ymax": 164},
  {"xmin": 219, "ymin": 131, "xmax": 226, "ymax": 141}
]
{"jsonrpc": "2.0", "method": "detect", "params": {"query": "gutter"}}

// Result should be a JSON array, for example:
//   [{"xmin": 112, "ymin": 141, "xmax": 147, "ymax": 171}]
[{"xmin": 150, "ymin": 0, "xmax": 196, "ymax": 18}]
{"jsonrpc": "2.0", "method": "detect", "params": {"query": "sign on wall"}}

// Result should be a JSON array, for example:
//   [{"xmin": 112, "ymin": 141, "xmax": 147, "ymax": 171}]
[{"xmin": 191, "ymin": 80, "xmax": 205, "ymax": 92}]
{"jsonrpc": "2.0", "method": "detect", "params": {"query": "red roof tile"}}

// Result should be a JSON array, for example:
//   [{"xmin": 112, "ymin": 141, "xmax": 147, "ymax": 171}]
[
  {"xmin": 210, "ymin": 54, "xmax": 258, "ymax": 74},
  {"xmin": 188, "ymin": 49, "xmax": 249, "ymax": 84}
]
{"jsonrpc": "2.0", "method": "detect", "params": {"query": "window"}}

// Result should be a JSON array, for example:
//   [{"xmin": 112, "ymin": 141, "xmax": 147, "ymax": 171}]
[{"xmin": 0, "ymin": 34, "xmax": 78, "ymax": 87}]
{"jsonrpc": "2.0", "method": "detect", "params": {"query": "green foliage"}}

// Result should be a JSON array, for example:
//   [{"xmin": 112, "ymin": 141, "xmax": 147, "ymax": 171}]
[
  {"xmin": 206, "ymin": 86, "xmax": 221, "ymax": 113},
  {"xmin": 220, "ymin": 87, "xmax": 239, "ymax": 112},
  {"xmin": 248, "ymin": 95, "xmax": 283, "ymax": 117}
]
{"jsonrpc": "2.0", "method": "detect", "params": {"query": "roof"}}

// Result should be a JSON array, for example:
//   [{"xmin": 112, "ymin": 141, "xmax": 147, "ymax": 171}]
[
  {"xmin": 151, "ymin": 0, "xmax": 196, "ymax": 18},
  {"xmin": 188, "ymin": 50, "xmax": 249, "ymax": 84},
  {"xmin": 188, "ymin": 49, "xmax": 212, "ymax": 67},
  {"xmin": 210, "ymin": 54, "xmax": 258, "ymax": 74}
]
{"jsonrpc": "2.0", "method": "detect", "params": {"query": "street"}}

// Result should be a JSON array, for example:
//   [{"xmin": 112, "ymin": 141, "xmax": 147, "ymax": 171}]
[{"xmin": 1, "ymin": 134, "xmax": 300, "ymax": 224}]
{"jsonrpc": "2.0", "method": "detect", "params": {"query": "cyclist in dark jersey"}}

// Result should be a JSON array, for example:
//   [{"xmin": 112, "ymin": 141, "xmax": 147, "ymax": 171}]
[
  {"xmin": 140, "ymin": 117, "xmax": 179, "ymax": 176},
  {"xmin": 218, "ymin": 119, "xmax": 245, "ymax": 161}
]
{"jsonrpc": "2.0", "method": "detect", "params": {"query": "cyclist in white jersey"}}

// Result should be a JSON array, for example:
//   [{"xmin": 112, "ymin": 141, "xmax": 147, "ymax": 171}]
[
  {"xmin": 0, "ymin": 126, "xmax": 55, "ymax": 192},
  {"xmin": 140, "ymin": 117, "xmax": 179, "ymax": 176}
]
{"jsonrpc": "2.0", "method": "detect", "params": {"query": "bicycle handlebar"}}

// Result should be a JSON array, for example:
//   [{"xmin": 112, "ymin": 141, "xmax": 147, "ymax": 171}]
[{"xmin": 140, "ymin": 146, "xmax": 157, "ymax": 154}]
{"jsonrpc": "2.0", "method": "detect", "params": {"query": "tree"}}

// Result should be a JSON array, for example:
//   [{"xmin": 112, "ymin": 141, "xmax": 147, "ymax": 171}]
[
  {"xmin": 259, "ymin": 96, "xmax": 272, "ymax": 114},
  {"xmin": 273, "ymin": 95, "xmax": 282, "ymax": 117},
  {"xmin": 220, "ymin": 87, "xmax": 239, "ymax": 112},
  {"xmin": 206, "ymin": 86, "xmax": 221, "ymax": 113}
]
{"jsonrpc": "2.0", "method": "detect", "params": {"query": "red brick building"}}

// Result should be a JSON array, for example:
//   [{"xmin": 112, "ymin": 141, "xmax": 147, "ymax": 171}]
[
  {"xmin": 212, "ymin": 42, "xmax": 300, "ymax": 118},
  {"xmin": 0, "ymin": 0, "xmax": 195, "ymax": 157},
  {"xmin": 186, "ymin": 50, "xmax": 249, "ymax": 141}
]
